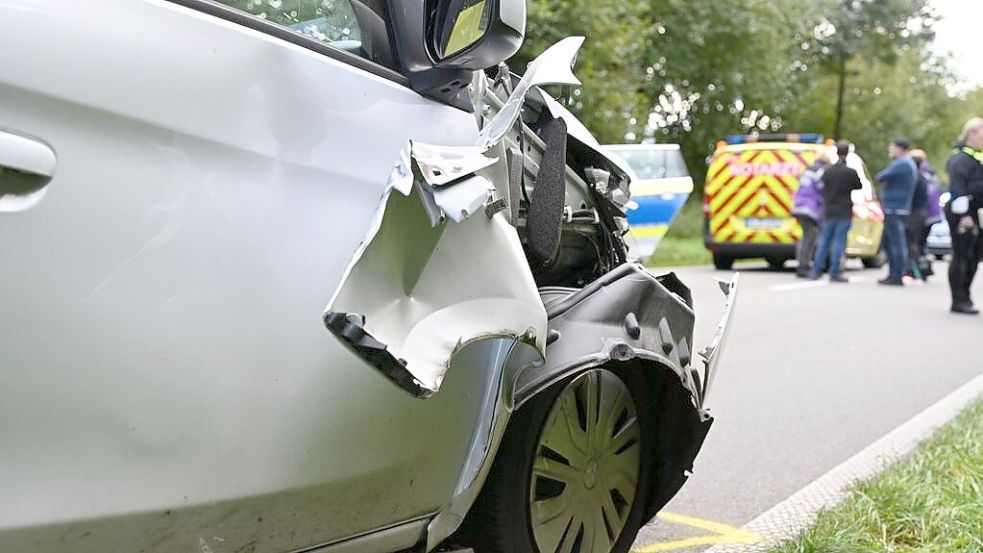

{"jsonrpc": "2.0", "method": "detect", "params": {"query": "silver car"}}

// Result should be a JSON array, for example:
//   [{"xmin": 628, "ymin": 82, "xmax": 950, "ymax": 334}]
[{"xmin": 0, "ymin": 2, "xmax": 737, "ymax": 552}]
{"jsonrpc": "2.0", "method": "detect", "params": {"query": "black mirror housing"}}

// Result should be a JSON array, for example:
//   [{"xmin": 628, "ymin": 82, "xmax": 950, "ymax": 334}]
[
  {"xmin": 387, "ymin": 0, "xmax": 525, "ymax": 110},
  {"xmin": 431, "ymin": 0, "xmax": 525, "ymax": 70}
]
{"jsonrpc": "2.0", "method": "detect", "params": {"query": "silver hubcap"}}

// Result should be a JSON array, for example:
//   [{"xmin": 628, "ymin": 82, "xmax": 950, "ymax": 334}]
[{"xmin": 529, "ymin": 369, "xmax": 641, "ymax": 553}]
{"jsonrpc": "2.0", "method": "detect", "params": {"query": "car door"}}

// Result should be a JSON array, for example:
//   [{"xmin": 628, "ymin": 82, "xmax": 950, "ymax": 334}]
[{"xmin": 0, "ymin": 1, "xmax": 506, "ymax": 552}]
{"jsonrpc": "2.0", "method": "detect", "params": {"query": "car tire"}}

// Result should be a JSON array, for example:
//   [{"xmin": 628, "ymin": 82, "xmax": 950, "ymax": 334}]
[
  {"xmin": 765, "ymin": 256, "xmax": 786, "ymax": 270},
  {"xmin": 459, "ymin": 367, "xmax": 655, "ymax": 553},
  {"xmin": 712, "ymin": 253, "xmax": 735, "ymax": 270},
  {"xmin": 861, "ymin": 247, "xmax": 887, "ymax": 269}
]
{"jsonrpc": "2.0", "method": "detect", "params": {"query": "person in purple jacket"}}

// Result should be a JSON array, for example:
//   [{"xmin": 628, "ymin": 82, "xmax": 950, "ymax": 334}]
[
  {"xmin": 908, "ymin": 149, "xmax": 940, "ymax": 279},
  {"xmin": 792, "ymin": 150, "xmax": 830, "ymax": 277}
]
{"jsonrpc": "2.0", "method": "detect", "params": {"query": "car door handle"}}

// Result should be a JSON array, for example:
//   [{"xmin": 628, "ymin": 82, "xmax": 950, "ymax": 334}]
[
  {"xmin": 0, "ymin": 129, "xmax": 56, "ymax": 212},
  {"xmin": 0, "ymin": 129, "xmax": 55, "ymax": 178}
]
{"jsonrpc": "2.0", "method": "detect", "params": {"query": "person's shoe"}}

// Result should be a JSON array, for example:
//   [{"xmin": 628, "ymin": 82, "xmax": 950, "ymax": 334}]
[
  {"xmin": 830, "ymin": 275, "xmax": 849, "ymax": 283},
  {"xmin": 796, "ymin": 271, "xmax": 809, "ymax": 279},
  {"xmin": 878, "ymin": 277, "xmax": 904, "ymax": 286},
  {"xmin": 951, "ymin": 303, "xmax": 980, "ymax": 315},
  {"xmin": 808, "ymin": 274, "xmax": 821, "ymax": 281}
]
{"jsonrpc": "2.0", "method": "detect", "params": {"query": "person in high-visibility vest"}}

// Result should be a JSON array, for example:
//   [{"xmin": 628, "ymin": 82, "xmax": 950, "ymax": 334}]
[{"xmin": 944, "ymin": 117, "xmax": 983, "ymax": 315}]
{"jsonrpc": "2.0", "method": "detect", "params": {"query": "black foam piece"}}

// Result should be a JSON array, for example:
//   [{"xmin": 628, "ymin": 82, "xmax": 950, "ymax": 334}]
[{"xmin": 527, "ymin": 115, "xmax": 567, "ymax": 267}]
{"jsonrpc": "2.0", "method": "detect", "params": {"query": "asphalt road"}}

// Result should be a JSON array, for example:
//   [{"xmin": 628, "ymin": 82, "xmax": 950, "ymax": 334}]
[{"xmin": 631, "ymin": 259, "xmax": 983, "ymax": 553}]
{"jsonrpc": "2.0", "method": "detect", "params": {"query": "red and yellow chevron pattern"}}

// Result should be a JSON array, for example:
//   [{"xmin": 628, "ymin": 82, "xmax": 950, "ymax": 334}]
[{"xmin": 705, "ymin": 146, "xmax": 819, "ymax": 245}]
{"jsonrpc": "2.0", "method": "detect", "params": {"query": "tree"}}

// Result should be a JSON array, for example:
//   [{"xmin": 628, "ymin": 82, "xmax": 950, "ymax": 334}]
[
  {"xmin": 639, "ymin": 0, "xmax": 816, "ymax": 187},
  {"xmin": 804, "ymin": 0, "xmax": 937, "ymax": 139},
  {"xmin": 511, "ymin": 0, "xmax": 652, "ymax": 143}
]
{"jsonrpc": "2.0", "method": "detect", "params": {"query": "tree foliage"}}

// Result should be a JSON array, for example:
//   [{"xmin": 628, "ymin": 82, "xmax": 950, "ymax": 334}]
[
  {"xmin": 218, "ymin": 0, "xmax": 979, "ymax": 187},
  {"xmin": 514, "ymin": 0, "xmax": 978, "ymax": 188}
]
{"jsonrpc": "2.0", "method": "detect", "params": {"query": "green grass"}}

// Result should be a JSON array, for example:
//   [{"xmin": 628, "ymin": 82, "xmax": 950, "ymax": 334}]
[
  {"xmin": 645, "ymin": 199, "xmax": 713, "ymax": 268},
  {"xmin": 646, "ymin": 235, "xmax": 712, "ymax": 267},
  {"xmin": 769, "ymin": 399, "xmax": 983, "ymax": 553}
]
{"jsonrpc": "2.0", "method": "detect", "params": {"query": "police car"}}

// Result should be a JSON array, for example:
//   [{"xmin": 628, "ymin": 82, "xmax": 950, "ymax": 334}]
[{"xmin": 602, "ymin": 144, "xmax": 694, "ymax": 262}]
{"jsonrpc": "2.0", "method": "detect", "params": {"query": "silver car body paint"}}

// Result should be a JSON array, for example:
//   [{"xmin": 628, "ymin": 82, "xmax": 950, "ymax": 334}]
[{"xmin": 0, "ymin": 0, "xmax": 531, "ymax": 551}]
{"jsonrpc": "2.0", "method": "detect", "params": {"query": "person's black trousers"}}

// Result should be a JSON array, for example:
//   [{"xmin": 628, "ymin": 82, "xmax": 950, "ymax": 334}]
[
  {"xmin": 905, "ymin": 210, "xmax": 926, "ymax": 269},
  {"xmin": 946, "ymin": 205, "xmax": 981, "ymax": 306},
  {"xmin": 795, "ymin": 215, "xmax": 821, "ymax": 276}
]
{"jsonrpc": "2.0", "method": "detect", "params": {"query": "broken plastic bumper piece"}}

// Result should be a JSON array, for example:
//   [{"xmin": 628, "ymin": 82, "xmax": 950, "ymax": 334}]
[{"xmin": 696, "ymin": 273, "xmax": 739, "ymax": 404}]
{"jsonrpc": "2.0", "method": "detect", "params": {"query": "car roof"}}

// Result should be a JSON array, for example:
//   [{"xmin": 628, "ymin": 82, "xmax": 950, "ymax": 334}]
[
  {"xmin": 602, "ymin": 143, "xmax": 682, "ymax": 151},
  {"xmin": 716, "ymin": 142, "xmax": 826, "ymax": 153}
]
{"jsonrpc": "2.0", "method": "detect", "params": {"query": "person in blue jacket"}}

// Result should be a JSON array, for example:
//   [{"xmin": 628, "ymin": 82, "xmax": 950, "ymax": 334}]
[{"xmin": 875, "ymin": 139, "xmax": 918, "ymax": 285}]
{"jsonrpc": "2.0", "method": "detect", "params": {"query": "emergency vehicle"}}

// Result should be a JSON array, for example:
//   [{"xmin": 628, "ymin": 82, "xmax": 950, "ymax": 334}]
[
  {"xmin": 704, "ymin": 134, "xmax": 885, "ymax": 270},
  {"xmin": 603, "ymin": 144, "xmax": 693, "ymax": 262}
]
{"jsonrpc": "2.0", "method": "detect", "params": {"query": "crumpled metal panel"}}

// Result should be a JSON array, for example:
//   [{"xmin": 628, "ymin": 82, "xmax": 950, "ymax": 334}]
[
  {"xmin": 324, "ymin": 36, "xmax": 590, "ymax": 398},
  {"xmin": 476, "ymin": 36, "xmax": 584, "ymax": 148},
  {"xmin": 325, "ymin": 184, "xmax": 546, "ymax": 397}
]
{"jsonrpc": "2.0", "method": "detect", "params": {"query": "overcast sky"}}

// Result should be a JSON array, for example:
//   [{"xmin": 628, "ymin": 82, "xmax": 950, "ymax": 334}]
[{"xmin": 931, "ymin": 0, "xmax": 983, "ymax": 89}]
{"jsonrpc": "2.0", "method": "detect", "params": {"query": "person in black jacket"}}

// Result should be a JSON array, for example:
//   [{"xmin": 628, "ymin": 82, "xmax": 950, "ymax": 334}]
[
  {"xmin": 945, "ymin": 117, "xmax": 983, "ymax": 314},
  {"xmin": 906, "ymin": 149, "xmax": 932, "ymax": 279},
  {"xmin": 810, "ymin": 141, "xmax": 862, "ymax": 282}
]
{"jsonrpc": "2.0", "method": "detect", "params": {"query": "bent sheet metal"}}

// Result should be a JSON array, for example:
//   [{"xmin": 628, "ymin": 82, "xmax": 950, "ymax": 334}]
[{"xmin": 324, "ymin": 37, "xmax": 586, "ymax": 398}]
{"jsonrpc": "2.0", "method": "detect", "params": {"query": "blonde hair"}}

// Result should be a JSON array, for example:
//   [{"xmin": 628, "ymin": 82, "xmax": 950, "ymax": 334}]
[{"xmin": 959, "ymin": 117, "xmax": 983, "ymax": 143}]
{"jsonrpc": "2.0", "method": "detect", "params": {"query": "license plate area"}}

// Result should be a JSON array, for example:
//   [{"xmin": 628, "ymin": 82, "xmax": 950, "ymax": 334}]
[{"xmin": 744, "ymin": 217, "xmax": 783, "ymax": 230}]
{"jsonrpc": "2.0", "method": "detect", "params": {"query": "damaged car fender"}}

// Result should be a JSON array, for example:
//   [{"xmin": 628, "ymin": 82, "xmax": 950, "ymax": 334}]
[
  {"xmin": 324, "ymin": 37, "xmax": 589, "ymax": 399},
  {"xmin": 514, "ymin": 263, "xmax": 739, "ymax": 517},
  {"xmin": 515, "ymin": 263, "xmax": 702, "ymax": 408}
]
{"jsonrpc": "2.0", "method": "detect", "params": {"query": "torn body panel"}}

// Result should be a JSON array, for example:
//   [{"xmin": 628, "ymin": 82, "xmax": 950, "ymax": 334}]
[
  {"xmin": 325, "ymin": 184, "xmax": 545, "ymax": 397},
  {"xmin": 324, "ymin": 37, "xmax": 591, "ymax": 398}
]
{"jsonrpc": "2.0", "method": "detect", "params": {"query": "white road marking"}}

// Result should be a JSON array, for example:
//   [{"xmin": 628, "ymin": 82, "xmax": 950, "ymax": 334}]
[
  {"xmin": 702, "ymin": 370, "xmax": 983, "ymax": 553},
  {"xmin": 769, "ymin": 280, "xmax": 828, "ymax": 292},
  {"xmin": 769, "ymin": 276, "xmax": 865, "ymax": 292}
]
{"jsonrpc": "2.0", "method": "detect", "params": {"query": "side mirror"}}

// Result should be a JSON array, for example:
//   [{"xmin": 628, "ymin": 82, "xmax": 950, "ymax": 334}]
[
  {"xmin": 430, "ymin": 0, "xmax": 525, "ymax": 70},
  {"xmin": 387, "ymin": 0, "xmax": 525, "ymax": 109}
]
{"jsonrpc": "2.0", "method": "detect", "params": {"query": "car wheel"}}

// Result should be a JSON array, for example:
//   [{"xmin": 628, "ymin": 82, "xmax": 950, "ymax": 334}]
[
  {"xmin": 461, "ymin": 367, "xmax": 653, "ymax": 553},
  {"xmin": 712, "ymin": 253, "xmax": 735, "ymax": 270},
  {"xmin": 861, "ymin": 247, "xmax": 887, "ymax": 269},
  {"xmin": 765, "ymin": 256, "xmax": 786, "ymax": 270}
]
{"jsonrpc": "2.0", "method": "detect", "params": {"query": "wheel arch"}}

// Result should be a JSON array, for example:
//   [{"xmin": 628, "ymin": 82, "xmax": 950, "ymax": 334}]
[{"xmin": 509, "ymin": 262, "xmax": 713, "ymax": 525}]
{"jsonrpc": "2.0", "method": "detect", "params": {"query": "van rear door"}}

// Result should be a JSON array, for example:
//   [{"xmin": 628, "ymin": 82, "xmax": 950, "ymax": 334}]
[{"xmin": 704, "ymin": 145, "xmax": 817, "ymax": 246}]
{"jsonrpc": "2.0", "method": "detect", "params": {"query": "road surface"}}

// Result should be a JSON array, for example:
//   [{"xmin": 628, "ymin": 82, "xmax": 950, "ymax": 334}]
[{"xmin": 631, "ymin": 259, "xmax": 983, "ymax": 552}]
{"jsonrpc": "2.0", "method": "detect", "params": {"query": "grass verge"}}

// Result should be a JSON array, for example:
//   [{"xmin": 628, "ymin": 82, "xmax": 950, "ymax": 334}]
[
  {"xmin": 645, "ymin": 199, "xmax": 713, "ymax": 268},
  {"xmin": 646, "ymin": 235, "xmax": 712, "ymax": 267},
  {"xmin": 769, "ymin": 398, "xmax": 983, "ymax": 553}
]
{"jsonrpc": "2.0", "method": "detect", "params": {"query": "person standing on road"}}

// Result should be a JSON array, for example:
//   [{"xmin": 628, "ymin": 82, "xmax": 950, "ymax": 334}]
[
  {"xmin": 944, "ymin": 117, "xmax": 983, "ymax": 315},
  {"xmin": 906, "ymin": 149, "xmax": 933, "ymax": 279},
  {"xmin": 919, "ymin": 153, "xmax": 944, "ymax": 242},
  {"xmin": 792, "ymin": 150, "xmax": 830, "ymax": 278},
  {"xmin": 875, "ymin": 139, "xmax": 918, "ymax": 286},
  {"xmin": 810, "ymin": 141, "xmax": 862, "ymax": 283}
]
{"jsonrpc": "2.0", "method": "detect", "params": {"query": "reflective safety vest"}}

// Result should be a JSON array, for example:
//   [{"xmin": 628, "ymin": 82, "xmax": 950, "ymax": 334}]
[{"xmin": 957, "ymin": 146, "xmax": 983, "ymax": 165}]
